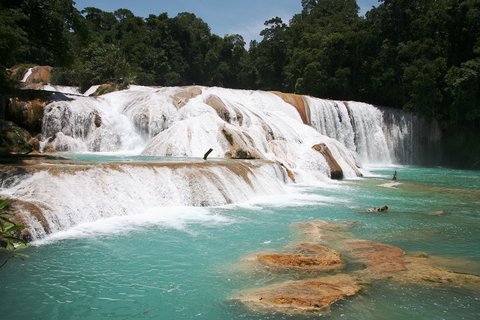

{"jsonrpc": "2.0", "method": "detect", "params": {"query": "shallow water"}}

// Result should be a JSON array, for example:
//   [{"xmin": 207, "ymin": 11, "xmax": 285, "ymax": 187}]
[{"xmin": 1, "ymin": 166, "xmax": 479, "ymax": 319}]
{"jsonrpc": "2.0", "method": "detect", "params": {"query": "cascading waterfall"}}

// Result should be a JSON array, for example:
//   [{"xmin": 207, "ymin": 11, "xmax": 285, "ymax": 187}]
[
  {"xmin": 380, "ymin": 106, "xmax": 441, "ymax": 165},
  {"xmin": 0, "ymin": 161, "xmax": 289, "ymax": 240},
  {"xmin": 42, "ymin": 95, "xmax": 146, "ymax": 153},
  {"xmin": 307, "ymin": 98, "xmax": 392, "ymax": 164},
  {"xmin": 2, "ymin": 85, "xmax": 442, "ymax": 240},
  {"xmin": 41, "ymin": 86, "xmax": 363, "ymax": 180},
  {"xmin": 306, "ymin": 98, "xmax": 441, "ymax": 165}
]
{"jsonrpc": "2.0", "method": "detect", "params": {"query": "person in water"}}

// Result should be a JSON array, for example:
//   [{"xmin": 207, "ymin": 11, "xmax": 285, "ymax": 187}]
[
  {"xmin": 367, "ymin": 205, "xmax": 389, "ymax": 213},
  {"xmin": 378, "ymin": 205, "xmax": 389, "ymax": 212},
  {"xmin": 392, "ymin": 170, "xmax": 397, "ymax": 181}
]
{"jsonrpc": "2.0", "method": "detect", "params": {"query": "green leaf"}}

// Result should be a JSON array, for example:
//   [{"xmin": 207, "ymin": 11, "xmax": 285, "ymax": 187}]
[
  {"xmin": 4, "ymin": 224, "xmax": 25, "ymax": 233},
  {"xmin": 0, "ymin": 199, "xmax": 12, "ymax": 210}
]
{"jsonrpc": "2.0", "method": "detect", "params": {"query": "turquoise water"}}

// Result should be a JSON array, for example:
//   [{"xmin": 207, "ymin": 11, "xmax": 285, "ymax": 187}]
[{"xmin": 1, "ymin": 166, "xmax": 479, "ymax": 319}]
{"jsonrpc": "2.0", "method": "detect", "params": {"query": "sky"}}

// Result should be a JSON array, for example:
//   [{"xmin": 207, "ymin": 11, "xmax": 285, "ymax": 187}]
[{"xmin": 74, "ymin": 0, "xmax": 380, "ymax": 44}]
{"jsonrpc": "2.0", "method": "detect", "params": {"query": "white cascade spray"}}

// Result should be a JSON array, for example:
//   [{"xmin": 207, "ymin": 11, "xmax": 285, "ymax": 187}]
[
  {"xmin": 307, "ymin": 98, "xmax": 391, "ymax": 164},
  {"xmin": 42, "ymin": 86, "xmax": 363, "ymax": 180},
  {"xmin": 0, "ymin": 161, "xmax": 289, "ymax": 240},
  {"xmin": 306, "ymin": 98, "xmax": 440, "ymax": 165},
  {"xmin": 380, "ymin": 106, "xmax": 441, "ymax": 164},
  {"xmin": 43, "ymin": 95, "xmax": 146, "ymax": 153}
]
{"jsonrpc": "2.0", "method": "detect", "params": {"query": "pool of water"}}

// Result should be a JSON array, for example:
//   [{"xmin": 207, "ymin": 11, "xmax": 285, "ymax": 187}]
[{"xmin": 1, "ymin": 166, "xmax": 479, "ymax": 319}]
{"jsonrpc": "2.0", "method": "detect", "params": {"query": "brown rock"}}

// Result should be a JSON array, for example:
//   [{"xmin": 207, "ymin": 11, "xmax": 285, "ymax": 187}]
[
  {"xmin": 92, "ymin": 83, "xmax": 126, "ymax": 96},
  {"xmin": 257, "ymin": 243, "xmax": 342, "ymax": 271},
  {"xmin": 205, "ymin": 95, "xmax": 231, "ymax": 123},
  {"xmin": 173, "ymin": 86, "xmax": 202, "ymax": 108},
  {"xmin": 0, "ymin": 120, "xmax": 34, "ymax": 153},
  {"xmin": 276, "ymin": 161, "xmax": 296, "ymax": 183},
  {"xmin": 272, "ymin": 92, "xmax": 311, "ymax": 124},
  {"xmin": 5, "ymin": 198, "xmax": 51, "ymax": 242},
  {"xmin": 11, "ymin": 65, "xmax": 52, "ymax": 86},
  {"xmin": 221, "ymin": 128, "xmax": 261, "ymax": 160},
  {"xmin": 7, "ymin": 98, "xmax": 46, "ymax": 133},
  {"xmin": 312, "ymin": 143, "xmax": 344, "ymax": 179},
  {"xmin": 235, "ymin": 274, "xmax": 361, "ymax": 314},
  {"xmin": 345, "ymin": 239, "xmax": 407, "ymax": 274},
  {"xmin": 398, "ymin": 255, "xmax": 480, "ymax": 289},
  {"xmin": 94, "ymin": 111, "xmax": 102, "ymax": 127}
]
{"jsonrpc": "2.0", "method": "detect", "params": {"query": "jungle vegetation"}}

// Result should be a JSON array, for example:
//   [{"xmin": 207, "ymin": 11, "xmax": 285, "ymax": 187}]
[{"xmin": 1, "ymin": 0, "xmax": 479, "ymax": 166}]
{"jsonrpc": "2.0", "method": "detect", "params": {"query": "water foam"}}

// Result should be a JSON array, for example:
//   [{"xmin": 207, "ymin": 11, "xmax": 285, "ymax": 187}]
[
  {"xmin": 33, "ymin": 206, "xmax": 232, "ymax": 246},
  {"xmin": 1, "ymin": 161, "xmax": 288, "ymax": 240},
  {"xmin": 42, "ymin": 86, "xmax": 363, "ymax": 178}
]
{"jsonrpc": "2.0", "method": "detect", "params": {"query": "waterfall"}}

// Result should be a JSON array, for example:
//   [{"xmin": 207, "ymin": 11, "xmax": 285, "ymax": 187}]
[
  {"xmin": 21, "ymin": 68, "xmax": 33, "ymax": 83},
  {"xmin": 43, "ymin": 95, "xmax": 146, "ymax": 153},
  {"xmin": 4, "ymin": 85, "xmax": 444, "ymax": 240},
  {"xmin": 41, "ymin": 86, "xmax": 363, "ymax": 180},
  {"xmin": 41, "ymin": 85, "xmax": 441, "ymax": 168},
  {"xmin": 306, "ymin": 98, "xmax": 441, "ymax": 165},
  {"xmin": 380, "ymin": 106, "xmax": 442, "ymax": 165},
  {"xmin": 0, "ymin": 161, "xmax": 289, "ymax": 240}
]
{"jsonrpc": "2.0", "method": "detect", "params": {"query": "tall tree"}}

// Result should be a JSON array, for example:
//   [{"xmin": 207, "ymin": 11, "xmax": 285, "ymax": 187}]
[{"xmin": 20, "ymin": 0, "xmax": 78, "ymax": 66}]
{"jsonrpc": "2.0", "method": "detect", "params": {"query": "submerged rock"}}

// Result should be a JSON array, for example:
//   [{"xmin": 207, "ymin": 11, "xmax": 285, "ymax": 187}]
[
  {"xmin": 236, "ymin": 219, "xmax": 480, "ymax": 316},
  {"xmin": 427, "ymin": 210, "xmax": 448, "ymax": 216},
  {"xmin": 296, "ymin": 221, "xmax": 480, "ymax": 290},
  {"xmin": 294, "ymin": 220, "xmax": 357, "ymax": 245},
  {"xmin": 235, "ymin": 274, "xmax": 361, "ymax": 315},
  {"xmin": 256, "ymin": 243, "xmax": 343, "ymax": 272},
  {"xmin": 345, "ymin": 239, "xmax": 407, "ymax": 274}
]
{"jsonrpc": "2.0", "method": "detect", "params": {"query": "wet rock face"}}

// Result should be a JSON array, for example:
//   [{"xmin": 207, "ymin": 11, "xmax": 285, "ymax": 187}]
[
  {"xmin": 272, "ymin": 92, "xmax": 310, "ymax": 125},
  {"xmin": 236, "ymin": 274, "xmax": 361, "ymax": 314},
  {"xmin": 0, "ymin": 120, "xmax": 34, "ymax": 153},
  {"xmin": 172, "ymin": 86, "xmax": 202, "ymax": 108},
  {"xmin": 312, "ymin": 143, "xmax": 344, "ymax": 179},
  {"xmin": 14, "ymin": 65, "xmax": 52, "ymax": 88}
]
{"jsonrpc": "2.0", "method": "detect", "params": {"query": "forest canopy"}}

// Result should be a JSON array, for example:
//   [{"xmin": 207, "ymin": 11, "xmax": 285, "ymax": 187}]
[{"xmin": 1, "ymin": 0, "xmax": 479, "ymax": 130}]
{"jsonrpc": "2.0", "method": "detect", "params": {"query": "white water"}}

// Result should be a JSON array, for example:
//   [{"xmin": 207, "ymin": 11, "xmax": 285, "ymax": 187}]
[
  {"xmin": 307, "ymin": 98, "xmax": 440, "ymax": 165},
  {"xmin": 4, "ymin": 85, "xmax": 441, "ymax": 239},
  {"xmin": 1, "ymin": 161, "xmax": 288, "ymax": 240},
  {"xmin": 42, "ymin": 85, "xmax": 82, "ymax": 95},
  {"xmin": 43, "ymin": 94, "xmax": 146, "ymax": 153},
  {"xmin": 21, "ymin": 68, "xmax": 33, "ymax": 82},
  {"xmin": 42, "ymin": 86, "xmax": 362, "ymax": 180}
]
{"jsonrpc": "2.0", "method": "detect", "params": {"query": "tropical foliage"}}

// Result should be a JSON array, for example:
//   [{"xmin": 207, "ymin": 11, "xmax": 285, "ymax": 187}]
[
  {"xmin": 0, "ymin": 199, "xmax": 28, "ymax": 268},
  {"xmin": 1, "ymin": 0, "xmax": 479, "ymax": 165}
]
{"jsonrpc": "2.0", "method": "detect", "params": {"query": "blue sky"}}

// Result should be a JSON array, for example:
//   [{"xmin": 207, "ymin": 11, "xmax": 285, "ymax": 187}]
[{"xmin": 74, "ymin": 0, "xmax": 380, "ymax": 44}]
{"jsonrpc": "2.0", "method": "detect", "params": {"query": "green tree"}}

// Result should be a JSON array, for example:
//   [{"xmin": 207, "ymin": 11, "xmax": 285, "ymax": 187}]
[
  {"xmin": 75, "ymin": 42, "xmax": 131, "ymax": 92},
  {"xmin": 445, "ymin": 58, "xmax": 480, "ymax": 123},
  {"xmin": 250, "ymin": 17, "xmax": 289, "ymax": 90},
  {"xmin": 20, "ymin": 0, "xmax": 78, "ymax": 66}
]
